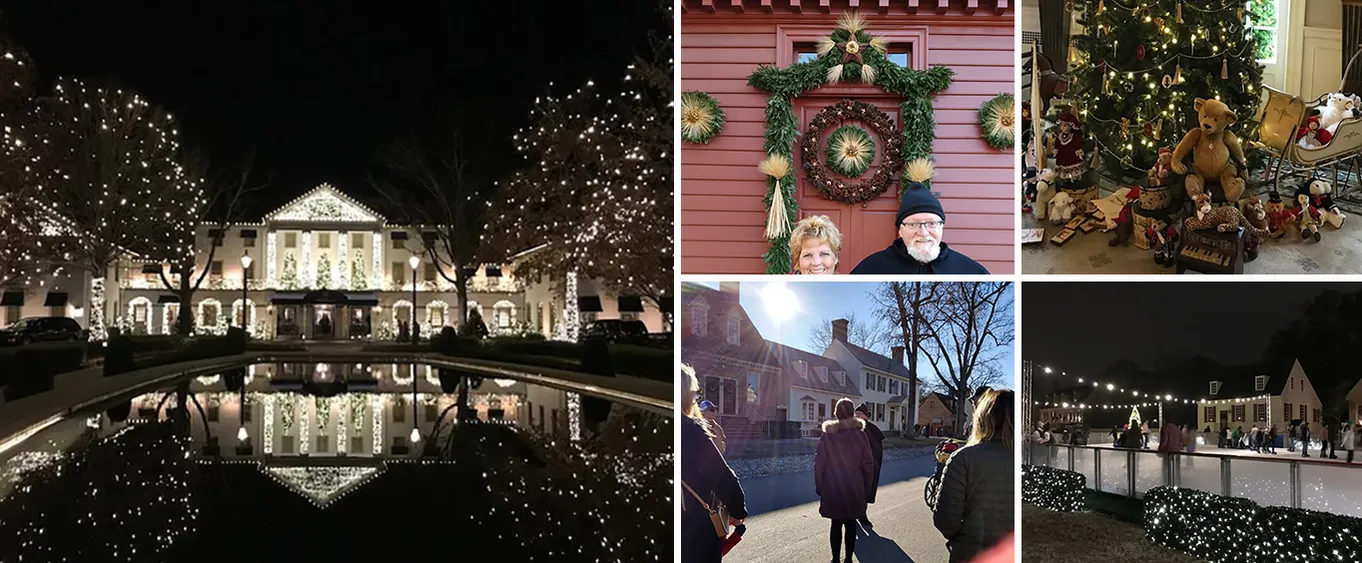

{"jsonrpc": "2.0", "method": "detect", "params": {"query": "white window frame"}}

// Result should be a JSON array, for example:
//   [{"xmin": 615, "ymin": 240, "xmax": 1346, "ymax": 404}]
[
  {"xmin": 1255, "ymin": 375, "xmax": 1267, "ymax": 392},
  {"xmin": 691, "ymin": 305, "xmax": 708, "ymax": 337},
  {"xmin": 1210, "ymin": 381, "xmax": 1222, "ymax": 395},
  {"xmin": 726, "ymin": 317, "xmax": 740, "ymax": 345},
  {"xmin": 802, "ymin": 399, "xmax": 817, "ymax": 422}
]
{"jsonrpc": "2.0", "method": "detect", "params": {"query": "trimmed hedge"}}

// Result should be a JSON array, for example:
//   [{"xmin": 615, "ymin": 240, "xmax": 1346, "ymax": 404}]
[
  {"xmin": 3, "ymin": 346, "xmax": 84, "ymax": 400},
  {"xmin": 1021, "ymin": 465, "xmax": 1086, "ymax": 512},
  {"xmin": 1144, "ymin": 485, "xmax": 1362, "ymax": 563},
  {"xmin": 104, "ymin": 333, "xmax": 247, "ymax": 377}
]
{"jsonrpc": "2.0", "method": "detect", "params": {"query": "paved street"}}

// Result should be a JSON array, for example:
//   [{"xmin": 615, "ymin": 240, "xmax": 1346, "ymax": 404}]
[{"xmin": 727, "ymin": 454, "xmax": 953, "ymax": 563}]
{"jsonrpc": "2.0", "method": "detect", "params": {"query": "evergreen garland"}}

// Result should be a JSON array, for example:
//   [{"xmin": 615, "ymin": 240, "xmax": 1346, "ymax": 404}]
[{"xmin": 747, "ymin": 20, "xmax": 954, "ymax": 273}]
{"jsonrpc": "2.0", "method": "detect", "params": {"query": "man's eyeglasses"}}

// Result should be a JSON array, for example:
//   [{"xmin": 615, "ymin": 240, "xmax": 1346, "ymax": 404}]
[{"xmin": 900, "ymin": 220, "xmax": 945, "ymax": 231}]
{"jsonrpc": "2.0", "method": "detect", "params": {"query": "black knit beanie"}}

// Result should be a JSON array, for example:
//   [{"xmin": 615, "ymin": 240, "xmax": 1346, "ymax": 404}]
[{"xmin": 896, "ymin": 182, "xmax": 946, "ymax": 227}]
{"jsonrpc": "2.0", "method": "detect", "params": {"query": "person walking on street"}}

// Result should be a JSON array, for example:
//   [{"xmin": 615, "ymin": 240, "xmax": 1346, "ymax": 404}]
[
  {"xmin": 932, "ymin": 389, "xmax": 1014, "ymax": 563},
  {"xmin": 816, "ymin": 398, "xmax": 876, "ymax": 563},
  {"xmin": 1157, "ymin": 421, "xmax": 1184, "ymax": 453},
  {"xmin": 680, "ymin": 365, "xmax": 747, "ymax": 563},
  {"xmin": 699, "ymin": 401, "xmax": 727, "ymax": 456},
  {"xmin": 854, "ymin": 403, "xmax": 885, "ymax": 529}
]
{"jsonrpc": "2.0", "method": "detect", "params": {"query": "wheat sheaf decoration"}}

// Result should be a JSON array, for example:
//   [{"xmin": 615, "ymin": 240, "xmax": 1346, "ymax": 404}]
[
  {"xmin": 821, "ymin": 10, "xmax": 887, "ymax": 85},
  {"xmin": 760, "ymin": 154, "xmax": 792, "ymax": 240},
  {"xmin": 979, "ymin": 93, "xmax": 1016, "ymax": 150},
  {"xmin": 905, "ymin": 158, "xmax": 935, "ymax": 185},
  {"xmin": 680, "ymin": 91, "xmax": 725, "ymax": 144}
]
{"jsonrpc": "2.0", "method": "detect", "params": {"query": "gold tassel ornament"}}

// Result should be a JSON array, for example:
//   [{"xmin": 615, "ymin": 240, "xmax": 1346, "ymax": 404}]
[
  {"xmin": 1221, "ymin": 59, "xmax": 1228, "ymax": 79},
  {"xmin": 1174, "ymin": 64, "xmax": 1183, "ymax": 84},
  {"xmin": 1096, "ymin": 0, "xmax": 1105, "ymax": 15},
  {"xmin": 1176, "ymin": 2, "xmax": 1182, "ymax": 23},
  {"xmin": 761, "ymin": 155, "xmax": 793, "ymax": 240}
]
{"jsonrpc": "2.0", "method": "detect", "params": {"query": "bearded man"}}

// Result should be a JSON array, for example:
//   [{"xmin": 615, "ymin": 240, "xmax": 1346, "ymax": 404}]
[{"xmin": 850, "ymin": 182, "xmax": 988, "ymax": 274}]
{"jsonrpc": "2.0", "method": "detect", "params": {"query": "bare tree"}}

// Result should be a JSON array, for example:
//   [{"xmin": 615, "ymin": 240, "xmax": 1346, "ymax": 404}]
[
  {"xmin": 370, "ymin": 113, "xmax": 495, "ymax": 329},
  {"xmin": 806, "ymin": 310, "xmax": 885, "ymax": 355},
  {"xmin": 871, "ymin": 282, "xmax": 948, "ymax": 437},
  {"xmin": 918, "ymin": 282, "xmax": 1014, "ymax": 424},
  {"xmin": 30, "ymin": 77, "xmax": 188, "ymax": 338},
  {"xmin": 144, "ymin": 146, "xmax": 266, "ymax": 335}
]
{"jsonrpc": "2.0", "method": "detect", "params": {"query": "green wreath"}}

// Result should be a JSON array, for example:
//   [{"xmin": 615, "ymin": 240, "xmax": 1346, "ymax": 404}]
[
  {"xmin": 746, "ymin": 11, "xmax": 954, "ymax": 273},
  {"xmin": 979, "ymin": 93, "xmax": 1016, "ymax": 150},
  {"xmin": 824, "ymin": 125, "xmax": 877, "ymax": 177},
  {"xmin": 680, "ymin": 91, "xmax": 725, "ymax": 144}
]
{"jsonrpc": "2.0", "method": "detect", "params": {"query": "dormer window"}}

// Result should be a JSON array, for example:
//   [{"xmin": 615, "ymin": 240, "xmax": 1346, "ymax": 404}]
[
  {"xmin": 1210, "ymin": 381, "xmax": 1222, "ymax": 395},
  {"xmin": 816, "ymin": 365, "xmax": 828, "ymax": 382},
  {"xmin": 834, "ymin": 370, "xmax": 846, "ymax": 386},
  {"xmin": 795, "ymin": 360, "xmax": 808, "ymax": 377},
  {"xmin": 691, "ymin": 303, "xmax": 708, "ymax": 337},
  {"xmin": 726, "ymin": 317, "xmax": 740, "ymax": 345},
  {"xmin": 1254, "ymin": 376, "xmax": 1267, "ymax": 392}
]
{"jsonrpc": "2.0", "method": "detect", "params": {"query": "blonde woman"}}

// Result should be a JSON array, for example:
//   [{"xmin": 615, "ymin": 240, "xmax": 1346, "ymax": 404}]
[
  {"xmin": 680, "ymin": 364, "xmax": 747, "ymax": 563},
  {"xmin": 789, "ymin": 215, "xmax": 843, "ymax": 275},
  {"xmin": 931, "ymin": 389, "xmax": 1015, "ymax": 563}
]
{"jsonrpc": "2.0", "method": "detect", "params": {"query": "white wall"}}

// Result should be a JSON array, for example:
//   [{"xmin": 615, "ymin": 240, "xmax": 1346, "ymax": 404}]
[{"xmin": 1, "ymin": 270, "xmax": 92, "ymax": 327}]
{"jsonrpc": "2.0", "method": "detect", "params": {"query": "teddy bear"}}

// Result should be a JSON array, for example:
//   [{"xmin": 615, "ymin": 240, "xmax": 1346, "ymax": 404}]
[
  {"xmin": 1297, "ymin": 115, "xmax": 1333, "ymax": 149},
  {"xmin": 1241, "ymin": 195, "xmax": 1270, "ymax": 234},
  {"xmin": 1049, "ymin": 190, "xmax": 1075, "ymax": 225},
  {"xmin": 1294, "ymin": 192, "xmax": 1323, "ymax": 242},
  {"xmin": 1171, "ymin": 97, "xmax": 1248, "ymax": 203},
  {"xmin": 1148, "ymin": 147, "xmax": 1173, "ymax": 188},
  {"xmin": 1307, "ymin": 179, "xmax": 1346, "ymax": 228},
  {"xmin": 1034, "ymin": 168, "xmax": 1057, "ymax": 220},
  {"xmin": 1313, "ymin": 92, "xmax": 1361, "ymax": 134},
  {"xmin": 1107, "ymin": 186, "xmax": 1141, "ymax": 247},
  {"xmin": 1264, "ymin": 191, "xmax": 1291, "ymax": 238}
]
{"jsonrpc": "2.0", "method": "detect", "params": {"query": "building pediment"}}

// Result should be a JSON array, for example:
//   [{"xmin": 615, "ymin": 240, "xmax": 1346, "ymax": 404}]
[{"xmin": 265, "ymin": 184, "xmax": 385, "ymax": 224}]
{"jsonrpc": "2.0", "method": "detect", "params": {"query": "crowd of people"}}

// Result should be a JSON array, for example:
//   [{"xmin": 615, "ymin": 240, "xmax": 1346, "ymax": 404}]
[
  {"xmin": 1029, "ymin": 417, "xmax": 1362, "ymax": 462},
  {"xmin": 680, "ymin": 363, "xmax": 1014, "ymax": 563}
]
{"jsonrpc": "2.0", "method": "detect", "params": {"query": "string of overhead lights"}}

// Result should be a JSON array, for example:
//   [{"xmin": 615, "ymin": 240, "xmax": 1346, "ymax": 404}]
[{"xmin": 1031, "ymin": 363, "xmax": 1271, "ymax": 408}]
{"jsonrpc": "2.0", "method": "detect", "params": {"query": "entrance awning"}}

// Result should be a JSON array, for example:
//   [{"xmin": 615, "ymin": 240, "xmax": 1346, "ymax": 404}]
[
  {"xmin": 617, "ymin": 295, "xmax": 644, "ymax": 313},
  {"xmin": 43, "ymin": 292, "xmax": 68, "ymax": 307},
  {"xmin": 158, "ymin": 295, "xmax": 180, "ymax": 304},
  {"xmin": 344, "ymin": 292, "xmax": 379, "ymax": 306},
  {"xmin": 271, "ymin": 291, "xmax": 379, "ymax": 306},
  {"xmin": 578, "ymin": 296, "xmax": 603, "ymax": 312},
  {"xmin": 1, "ymin": 291, "xmax": 22, "ymax": 306}
]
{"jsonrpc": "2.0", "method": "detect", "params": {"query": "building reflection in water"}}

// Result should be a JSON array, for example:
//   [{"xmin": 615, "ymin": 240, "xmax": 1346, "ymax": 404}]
[{"xmin": 123, "ymin": 363, "xmax": 577, "ymax": 460}]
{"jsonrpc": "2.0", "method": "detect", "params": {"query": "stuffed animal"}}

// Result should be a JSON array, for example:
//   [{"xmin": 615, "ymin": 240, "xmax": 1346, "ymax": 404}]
[
  {"xmin": 1294, "ymin": 193, "xmax": 1323, "ymax": 242},
  {"xmin": 1047, "ymin": 112, "xmax": 1086, "ymax": 182},
  {"xmin": 1145, "ymin": 219, "xmax": 1178, "ymax": 266},
  {"xmin": 1049, "ymin": 190, "xmax": 1075, "ymax": 225},
  {"xmin": 1313, "ymin": 92, "xmax": 1361, "ymax": 134},
  {"xmin": 1307, "ymin": 179, "xmax": 1346, "ymax": 228},
  {"xmin": 1241, "ymin": 196, "xmax": 1270, "ymax": 233},
  {"xmin": 1171, "ymin": 98, "xmax": 1248, "ymax": 202},
  {"xmin": 1264, "ymin": 191, "xmax": 1291, "ymax": 238},
  {"xmin": 1297, "ymin": 115, "xmax": 1333, "ymax": 149},
  {"xmin": 1185, "ymin": 192, "xmax": 1264, "ymax": 261},
  {"xmin": 1148, "ymin": 147, "xmax": 1173, "ymax": 188},
  {"xmin": 1034, "ymin": 169, "xmax": 1057, "ymax": 220}
]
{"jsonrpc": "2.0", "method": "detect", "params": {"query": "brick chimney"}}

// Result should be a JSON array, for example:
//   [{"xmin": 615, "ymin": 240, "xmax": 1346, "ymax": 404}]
[
  {"xmin": 892, "ymin": 346, "xmax": 904, "ymax": 364},
  {"xmin": 719, "ymin": 282, "xmax": 740, "ymax": 296},
  {"xmin": 831, "ymin": 318, "xmax": 849, "ymax": 343}
]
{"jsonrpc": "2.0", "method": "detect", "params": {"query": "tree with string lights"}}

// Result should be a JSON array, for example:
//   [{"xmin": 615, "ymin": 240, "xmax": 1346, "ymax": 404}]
[
  {"xmin": 0, "ymin": 15, "xmax": 54, "ymax": 287},
  {"xmin": 1069, "ymin": 0, "xmax": 1264, "ymax": 172},
  {"xmin": 482, "ymin": 4, "xmax": 673, "ymax": 329},
  {"xmin": 28, "ymin": 77, "xmax": 191, "ymax": 339}
]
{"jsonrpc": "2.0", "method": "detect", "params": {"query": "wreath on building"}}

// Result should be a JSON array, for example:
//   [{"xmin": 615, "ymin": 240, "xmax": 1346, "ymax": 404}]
[
  {"xmin": 680, "ymin": 91, "xmax": 725, "ymax": 144},
  {"xmin": 979, "ymin": 93, "xmax": 1016, "ymax": 150},
  {"xmin": 802, "ymin": 100, "xmax": 901, "ymax": 203},
  {"xmin": 746, "ymin": 10, "xmax": 954, "ymax": 273}
]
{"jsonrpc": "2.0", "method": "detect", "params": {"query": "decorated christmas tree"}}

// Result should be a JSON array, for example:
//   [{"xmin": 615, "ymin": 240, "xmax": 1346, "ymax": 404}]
[
  {"xmin": 351, "ymin": 250, "xmax": 366, "ymax": 291},
  {"xmin": 316, "ymin": 252, "xmax": 332, "ymax": 288},
  {"xmin": 281, "ymin": 253, "xmax": 298, "ymax": 290},
  {"xmin": 1070, "ymin": 0, "xmax": 1265, "ymax": 172}
]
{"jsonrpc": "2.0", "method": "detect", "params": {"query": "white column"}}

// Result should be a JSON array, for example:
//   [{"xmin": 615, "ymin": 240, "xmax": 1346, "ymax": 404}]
[
  {"xmin": 371, "ymin": 394, "xmax": 384, "ymax": 455},
  {"xmin": 338, "ymin": 230, "xmax": 350, "ymax": 290},
  {"xmin": 266, "ymin": 230, "xmax": 278, "ymax": 288},
  {"xmin": 301, "ymin": 231, "xmax": 313, "ymax": 289},
  {"xmin": 562, "ymin": 270, "xmax": 579, "ymax": 342},
  {"xmin": 371, "ymin": 230, "xmax": 383, "ymax": 291},
  {"xmin": 263, "ymin": 395, "xmax": 275, "ymax": 455}
]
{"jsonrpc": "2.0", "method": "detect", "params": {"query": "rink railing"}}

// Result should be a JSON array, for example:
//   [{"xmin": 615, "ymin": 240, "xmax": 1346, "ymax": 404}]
[{"xmin": 1025, "ymin": 442, "xmax": 1362, "ymax": 518}]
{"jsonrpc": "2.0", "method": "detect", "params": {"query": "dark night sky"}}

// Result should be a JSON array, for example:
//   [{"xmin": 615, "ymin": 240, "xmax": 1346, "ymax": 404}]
[
  {"xmin": 1, "ymin": 0, "xmax": 663, "ymax": 218},
  {"xmin": 1023, "ymin": 282, "xmax": 1362, "ymax": 377}
]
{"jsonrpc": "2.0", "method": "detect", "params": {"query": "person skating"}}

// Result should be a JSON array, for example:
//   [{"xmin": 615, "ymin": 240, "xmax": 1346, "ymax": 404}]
[
  {"xmin": 1288, "ymin": 422, "xmax": 1297, "ymax": 453},
  {"xmin": 815, "ymin": 398, "xmax": 876, "ymax": 563},
  {"xmin": 932, "ymin": 389, "xmax": 1014, "ymax": 563},
  {"xmin": 1325, "ymin": 422, "xmax": 1340, "ymax": 459},
  {"xmin": 680, "ymin": 365, "xmax": 747, "ymax": 563},
  {"xmin": 1111, "ymin": 424, "xmax": 1125, "ymax": 446},
  {"xmin": 1182, "ymin": 424, "xmax": 1197, "ymax": 453},
  {"xmin": 1233, "ymin": 426, "xmax": 1243, "ymax": 449},
  {"xmin": 1219, "ymin": 425, "xmax": 1229, "ymax": 448},
  {"xmin": 1250, "ymin": 425, "xmax": 1260, "ymax": 453},
  {"xmin": 1157, "ymin": 421, "xmax": 1184, "ymax": 453},
  {"xmin": 854, "ymin": 403, "xmax": 885, "ymax": 529},
  {"xmin": 1344, "ymin": 422, "xmax": 1356, "ymax": 464},
  {"xmin": 1141, "ymin": 421, "xmax": 1151, "ymax": 449},
  {"xmin": 1266, "ymin": 425, "xmax": 1278, "ymax": 454},
  {"xmin": 1301, "ymin": 423, "xmax": 1312, "ymax": 458}
]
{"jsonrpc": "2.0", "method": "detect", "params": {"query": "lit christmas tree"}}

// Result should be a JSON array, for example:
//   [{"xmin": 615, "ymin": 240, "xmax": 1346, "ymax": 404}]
[
  {"xmin": 316, "ymin": 252, "xmax": 332, "ymax": 288},
  {"xmin": 483, "ymin": 4, "xmax": 673, "ymax": 324},
  {"xmin": 1069, "ymin": 0, "xmax": 1264, "ymax": 172},
  {"xmin": 28, "ymin": 77, "xmax": 191, "ymax": 339},
  {"xmin": 350, "ymin": 250, "xmax": 366, "ymax": 291},
  {"xmin": 281, "ymin": 253, "xmax": 299, "ymax": 290}
]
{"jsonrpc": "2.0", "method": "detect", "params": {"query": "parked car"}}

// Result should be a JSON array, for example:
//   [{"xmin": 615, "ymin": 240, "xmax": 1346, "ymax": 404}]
[
  {"xmin": 581, "ymin": 319, "xmax": 650, "ymax": 345},
  {"xmin": 0, "ymin": 317, "xmax": 88, "ymax": 346}
]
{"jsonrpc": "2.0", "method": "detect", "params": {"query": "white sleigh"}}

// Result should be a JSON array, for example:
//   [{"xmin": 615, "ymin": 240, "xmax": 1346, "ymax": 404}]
[{"xmin": 1252, "ymin": 48, "xmax": 1362, "ymax": 195}]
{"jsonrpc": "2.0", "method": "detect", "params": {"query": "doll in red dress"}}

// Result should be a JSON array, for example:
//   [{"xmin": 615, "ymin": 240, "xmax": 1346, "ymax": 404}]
[{"xmin": 1048, "ymin": 112, "xmax": 1086, "ymax": 182}]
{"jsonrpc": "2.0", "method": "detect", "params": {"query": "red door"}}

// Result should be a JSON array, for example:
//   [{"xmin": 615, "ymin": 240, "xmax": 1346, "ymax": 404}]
[{"xmin": 793, "ymin": 94, "xmax": 906, "ymax": 270}]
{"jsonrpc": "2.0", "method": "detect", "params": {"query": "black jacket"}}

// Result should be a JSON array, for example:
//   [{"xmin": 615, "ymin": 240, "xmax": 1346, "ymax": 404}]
[
  {"xmin": 862, "ymin": 420, "xmax": 885, "ymax": 502},
  {"xmin": 849, "ymin": 240, "xmax": 989, "ymax": 274},
  {"xmin": 681, "ymin": 416, "xmax": 747, "ymax": 563}
]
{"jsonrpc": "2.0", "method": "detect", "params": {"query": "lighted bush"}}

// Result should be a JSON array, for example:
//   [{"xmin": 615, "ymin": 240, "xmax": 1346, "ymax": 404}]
[
  {"xmin": 1142, "ymin": 486, "xmax": 1362, "ymax": 563},
  {"xmin": 1021, "ymin": 464, "xmax": 1085, "ymax": 512}
]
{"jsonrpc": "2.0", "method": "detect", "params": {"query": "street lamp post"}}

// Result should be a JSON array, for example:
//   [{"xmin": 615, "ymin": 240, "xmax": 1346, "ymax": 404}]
[
  {"xmin": 237, "ymin": 385, "xmax": 249, "ymax": 443},
  {"xmin": 409, "ymin": 363, "xmax": 421, "ymax": 444},
  {"xmin": 408, "ymin": 255, "xmax": 420, "ymax": 345},
  {"xmin": 240, "ymin": 253, "xmax": 253, "ymax": 331}
]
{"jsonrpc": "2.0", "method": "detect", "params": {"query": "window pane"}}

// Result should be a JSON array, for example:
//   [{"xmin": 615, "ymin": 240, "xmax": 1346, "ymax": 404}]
[
  {"xmin": 1252, "ymin": 29, "xmax": 1275, "ymax": 61},
  {"xmin": 886, "ymin": 52, "xmax": 909, "ymax": 67},
  {"xmin": 797, "ymin": 52, "xmax": 818, "ymax": 63}
]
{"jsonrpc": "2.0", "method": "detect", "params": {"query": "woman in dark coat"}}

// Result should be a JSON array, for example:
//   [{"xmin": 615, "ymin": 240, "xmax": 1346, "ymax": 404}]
[
  {"xmin": 932, "ymin": 389, "xmax": 1015, "ymax": 563},
  {"xmin": 854, "ymin": 402, "xmax": 885, "ymax": 527},
  {"xmin": 815, "ymin": 398, "xmax": 875, "ymax": 563},
  {"xmin": 680, "ymin": 365, "xmax": 747, "ymax": 563}
]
